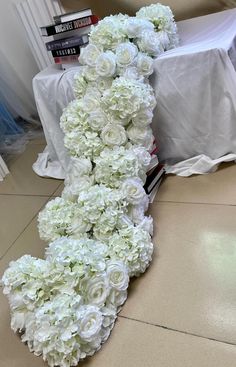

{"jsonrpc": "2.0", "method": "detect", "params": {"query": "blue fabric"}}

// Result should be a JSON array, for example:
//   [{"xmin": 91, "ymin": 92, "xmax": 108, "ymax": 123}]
[{"xmin": 0, "ymin": 101, "xmax": 23, "ymax": 140}]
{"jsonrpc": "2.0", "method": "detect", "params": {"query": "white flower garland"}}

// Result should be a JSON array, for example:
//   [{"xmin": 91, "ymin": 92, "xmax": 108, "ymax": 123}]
[{"xmin": 1, "ymin": 4, "xmax": 179, "ymax": 366}]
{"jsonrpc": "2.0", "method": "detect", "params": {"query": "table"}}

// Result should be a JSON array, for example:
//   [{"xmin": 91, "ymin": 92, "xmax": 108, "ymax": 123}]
[{"xmin": 32, "ymin": 9, "xmax": 236, "ymax": 179}]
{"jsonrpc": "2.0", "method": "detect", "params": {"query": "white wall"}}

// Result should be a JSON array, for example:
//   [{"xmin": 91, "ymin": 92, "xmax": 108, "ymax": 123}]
[{"xmin": 0, "ymin": 0, "xmax": 40, "ymax": 115}]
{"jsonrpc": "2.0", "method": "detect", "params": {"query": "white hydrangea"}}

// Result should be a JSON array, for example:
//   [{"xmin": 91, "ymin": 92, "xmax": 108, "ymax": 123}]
[
  {"xmin": 94, "ymin": 145, "xmax": 151, "ymax": 188},
  {"xmin": 38, "ymin": 197, "xmax": 91, "ymax": 241},
  {"xmin": 76, "ymin": 185, "xmax": 128, "ymax": 238},
  {"xmin": 89, "ymin": 15, "xmax": 129, "ymax": 51},
  {"xmin": 136, "ymin": 3, "xmax": 175, "ymax": 31},
  {"xmin": 60, "ymin": 99, "xmax": 90, "ymax": 134},
  {"xmin": 102, "ymin": 77, "xmax": 155, "ymax": 121},
  {"xmin": 136, "ymin": 3, "xmax": 179, "ymax": 49},
  {"xmin": 108, "ymin": 225, "xmax": 154, "ymax": 277},
  {"xmin": 1, "ymin": 255, "xmax": 52, "ymax": 316},
  {"xmin": 64, "ymin": 129, "xmax": 105, "ymax": 159},
  {"xmin": 73, "ymin": 72, "xmax": 88, "ymax": 99}
]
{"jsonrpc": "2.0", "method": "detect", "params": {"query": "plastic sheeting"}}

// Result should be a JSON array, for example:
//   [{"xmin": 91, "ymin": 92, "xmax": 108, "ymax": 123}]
[{"xmin": 33, "ymin": 9, "xmax": 236, "ymax": 178}]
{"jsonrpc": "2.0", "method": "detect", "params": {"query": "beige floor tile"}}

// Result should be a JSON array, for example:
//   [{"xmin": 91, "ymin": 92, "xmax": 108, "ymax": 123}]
[
  {"xmin": 0, "ymin": 195, "xmax": 48, "ymax": 258},
  {"xmin": 121, "ymin": 201, "xmax": 236, "ymax": 344},
  {"xmin": 0, "ymin": 144, "xmax": 61, "ymax": 195},
  {"xmin": 156, "ymin": 162, "xmax": 236, "ymax": 204},
  {"xmin": 0, "ymin": 217, "xmax": 47, "ymax": 278},
  {"xmin": 1, "ymin": 307, "xmax": 236, "ymax": 367}
]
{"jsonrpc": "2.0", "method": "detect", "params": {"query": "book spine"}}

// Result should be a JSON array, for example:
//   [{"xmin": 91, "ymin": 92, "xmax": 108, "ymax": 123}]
[
  {"xmin": 41, "ymin": 15, "xmax": 98, "ymax": 36},
  {"xmin": 46, "ymin": 35, "xmax": 88, "ymax": 51},
  {"xmin": 51, "ymin": 46, "xmax": 81, "ymax": 57},
  {"xmin": 54, "ymin": 55, "xmax": 79, "ymax": 64}
]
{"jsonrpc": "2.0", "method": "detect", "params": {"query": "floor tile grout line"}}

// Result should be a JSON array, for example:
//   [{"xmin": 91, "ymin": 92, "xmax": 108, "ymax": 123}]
[
  {"xmin": 50, "ymin": 181, "xmax": 64, "ymax": 197},
  {"xmin": 153, "ymin": 200, "xmax": 236, "ymax": 207},
  {"xmin": 0, "ymin": 198, "xmax": 50, "ymax": 261},
  {"xmin": 0, "ymin": 182, "xmax": 62, "ymax": 262},
  {"xmin": 119, "ymin": 316, "xmax": 236, "ymax": 347}
]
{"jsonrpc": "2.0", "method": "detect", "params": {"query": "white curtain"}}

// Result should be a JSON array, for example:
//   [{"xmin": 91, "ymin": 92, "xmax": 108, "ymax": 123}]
[
  {"xmin": 0, "ymin": 155, "xmax": 9, "ymax": 181},
  {"xmin": 0, "ymin": 49, "xmax": 37, "ymax": 122}
]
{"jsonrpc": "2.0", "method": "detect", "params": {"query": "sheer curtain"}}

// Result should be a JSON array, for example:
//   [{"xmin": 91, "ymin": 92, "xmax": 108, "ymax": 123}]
[{"xmin": 0, "ymin": 49, "xmax": 39, "ymax": 179}]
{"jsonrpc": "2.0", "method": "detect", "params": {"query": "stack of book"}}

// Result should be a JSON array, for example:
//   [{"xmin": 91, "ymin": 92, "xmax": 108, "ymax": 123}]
[
  {"xmin": 40, "ymin": 8, "xmax": 99, "ymax": 69},
  {"xmin": 144, "ymin": 140, "xmax": 165, "ymax": 202}
]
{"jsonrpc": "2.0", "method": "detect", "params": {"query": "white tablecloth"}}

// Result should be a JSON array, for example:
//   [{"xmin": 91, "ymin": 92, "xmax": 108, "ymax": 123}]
[{"xmin": 33, "ymin": 9, "xmax": 236, "ymax": 179}]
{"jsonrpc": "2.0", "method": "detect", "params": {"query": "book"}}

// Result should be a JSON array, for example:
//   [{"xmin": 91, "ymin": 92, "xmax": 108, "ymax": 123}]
[
  {"xmin": 54, "ymin": 54, "xmax": 80, "ymax": 64},
  {"xmin": 144, "ymin": 164, "xmax": 165, "ymax": 194},
  {"xmin": 52, "ymin": 26, "xmax": 92, "ymax": 41},
  {"xmin": 148, "ymin": 177, "xmax": 163, "ymax": 203},
  {"xmin": 54, "ymin": 8, "xmax": 92, "ymax": 24},
  {"xmin": 51, "ymin": 45, "xmax": 83, "ymax": 57},
  {"xmin": 40, "ymin": 15, "xmax": 99, "ymax": 36},
  {"xmin": 45, "ymin": 34, "xmax": 88, "ymax": 51}
]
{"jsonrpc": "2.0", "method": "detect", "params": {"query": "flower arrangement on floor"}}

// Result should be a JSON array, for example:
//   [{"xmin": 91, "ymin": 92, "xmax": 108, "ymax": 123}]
[{"xmin": 2, "ymin": 4, "xmax": 179, "ymax": 367}]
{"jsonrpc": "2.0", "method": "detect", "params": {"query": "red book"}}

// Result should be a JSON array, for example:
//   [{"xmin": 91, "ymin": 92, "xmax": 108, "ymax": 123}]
[{"xmin": 54, "ymin": 55, "xmax": 80, "ymax": 64}]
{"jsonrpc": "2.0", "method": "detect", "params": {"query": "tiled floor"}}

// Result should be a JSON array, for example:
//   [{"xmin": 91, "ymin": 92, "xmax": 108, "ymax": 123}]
[{"xmin": 1, "ymin": 142, "xmax": 236, "ymax": 366}]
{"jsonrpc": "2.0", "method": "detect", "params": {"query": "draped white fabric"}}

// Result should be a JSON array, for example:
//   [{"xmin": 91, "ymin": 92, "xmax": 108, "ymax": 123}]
[
  {"xmin": 0, "ymin": 155, "xmax": 9, "ymax": 181},
  {"xmin": 32, "ymin": 9, "xmax": 236, "ymax": 178}
]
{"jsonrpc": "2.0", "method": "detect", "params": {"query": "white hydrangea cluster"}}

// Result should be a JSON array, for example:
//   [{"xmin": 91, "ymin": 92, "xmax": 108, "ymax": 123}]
[
  {"xmin": 2, "ymin": 237, "xmax": 129, "ymax": 367},
  {"xmin": 108, "ymin": 226, "xmax": 154, "ymax": 277},
  {"xmin": 38, "ymin": 197, "xmax": 91, "ymax": 241},
  {"xmin": 94, "ymin": 145, "xmax": 151, "ymax": 188},
  {"xmin": 2, "ymin": 4, "xmax": 179, "ymax": 366}
]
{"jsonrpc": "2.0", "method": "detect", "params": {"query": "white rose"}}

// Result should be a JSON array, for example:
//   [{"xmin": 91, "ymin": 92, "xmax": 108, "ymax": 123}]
[
  {"xmin": 132, "ymin": 108, "xmax": 153, "ymax": 127},
  {"xmin": 132, "ymin": 146, "xmax": 152, "ymax": 168},
  {"xmin": 106, "ymin": 260, "xmax": 129, "ymax": 291},
  {"xmin": 127, "ymin": 125, "xmax": 154, "ymax": 150},
  {"xmin": 77, "ymin": 305, "xmax": 103, "ymax": 342},
  {"xmin": 82, "ymin": 90, "xmax": 101, "ymax": 113},
  {"xmin": 88, "ymin": 109, "xmax": 109, "ymax": 131},
  {"xmin": 119, "ymin": 66, "xmax": 144, "ymax": 82},
  {"xmin": 138, "ymin": 30, "xmax": 164, "ymax": 57},
  {"xmin": 96, "ymin": 51, "xmax": 117, "ymax": 77},
  {"xmin": 66, "ymin": 157, "xmax": 92, "ymax": 182},
  {"xmin": 124, "ymin": 17, "xmax": 154, "ymax": 38},
  {"xmin": 137, "ymin": 53, "xmax": 154, "ymax": 76},
  {"xmin": 62, "ymin": 176, "xmax": 95, "ymax": 201},
  {"xmin": 101, "ymin": 124, "xmax": 127, "ymax": 146},
  {"xmin": 116, "ymin": 42, "xmax": 138, "ymax": 67},
  {"xmin": 84, "ymin": 275, "xmax": 110, "ymax": 307},
  {"xmin": 83, "ymin": 66, "xmax": 98, "ymax": 81},
  {"xmin": 96, "ymin": 77, "xmax": 113, "ymax": 92},
  {"xmin": 122, "ymin": 177, "xmax": 146, "ymax": 205},
  {"xmin": 80, "ymin": 44, "xmax": 101, "ymax": 67}
]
